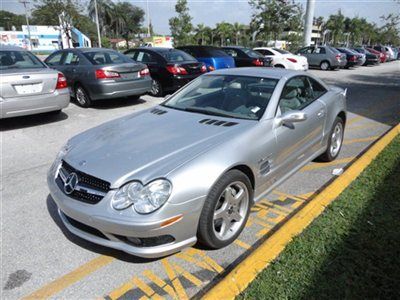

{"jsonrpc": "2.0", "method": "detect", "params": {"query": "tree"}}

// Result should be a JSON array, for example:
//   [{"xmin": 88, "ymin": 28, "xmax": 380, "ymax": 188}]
[
  {"xmin": 215, "ymin": 22, "xmax": 233, "ymax": 46},
  {"xmin": 169, "ymin": 0, "xmax": 193, "ymax": 46},
  {"xmin": 232, "ymin": 22, "xmax": 246, "ymax": 45},
  {"xmin": 379, "ymin": 13, "xmax": 400, "ymax": 45},
  {"xmin": 31, "ymin": 0, "xmax": 81, "ymax": 25},
  {"xmin": 0, "ymin": 10, "xmax": 26, "ymax": 30},
  {"xmin": 249, "ymin": 0, "xmax": 303, "ymax": 42},
  {"xmin": 325, "ymin": 9, "xmax": 345, "ymax": 45},
  {"xmin": 88, "ymin": 0, "xmax": 114, "ymax": 36},
  {"xmin": 194, "ymin": 23, "xmax": 207, "ymax": 45}
]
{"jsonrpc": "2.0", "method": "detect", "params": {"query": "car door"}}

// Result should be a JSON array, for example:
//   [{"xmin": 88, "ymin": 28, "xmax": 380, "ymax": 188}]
[
  {"xmin": 45, "ymin": 51, "xmax": 66, "ymax": 72},
  {"xmin": 131, "ymin": 50, "xmax": 161, "ymax": 80},
  {"xmin": 61, "ymin": 51, "xmax": 82, "ymax": 87},
  {"xmin": 272, "ymin": 76, "xmax": 326, "ymax": 175},
  {"xmin": 223, "ymin": 48, "xmax": 243, "ymax": 66}
]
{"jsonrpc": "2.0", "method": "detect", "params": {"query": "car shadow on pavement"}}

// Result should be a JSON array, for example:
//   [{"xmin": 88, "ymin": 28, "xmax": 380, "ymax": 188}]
[
  {"xmin": 81, "ymin": 97, "xmax": 147, "ymax": 110},
  {"xmin": 0, "ymin": 111, "xmax": 68, "ymax": 132},
  {"xmin": 46, "ymin": 195, "xmax": 161, "ymax": 264}
]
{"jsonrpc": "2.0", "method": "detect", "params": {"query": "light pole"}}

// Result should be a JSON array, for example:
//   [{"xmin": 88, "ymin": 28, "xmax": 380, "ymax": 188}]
[
  {"xmin": 146, "ymin": 0, "xmax": 151, "ymax": 37},
  {"xmin": 94, "ymin": 0, "xmax": 102, "ymax": 47},
  {"xmin": 303, "ymin": 0, "xmax": 316, "ymax": 46},
  {"xmin": 19, "ymin": 0, "xmax": 32, "ymax": 50}
]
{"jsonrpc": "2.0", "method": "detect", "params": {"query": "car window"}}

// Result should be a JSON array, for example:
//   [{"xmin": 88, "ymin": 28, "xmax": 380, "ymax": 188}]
[
  {"xmin": 46, "ymin": 52, "xmax": 64, "ymax": 66},
  {"xmin": 273, "ymin": 48, "xmax": 290, "ymax": 54},
  {"xmin": 224, "ymin": 48, "xmax": 239, "ymax": 57},
  {"xmin": 278, "ymin": 76, "xmax": 314, "ymax": 114},
  {"xmin": 259, "ymin": 49, "xmax": 274, "ymax": 56},
  {"xmin": 178, "ymin": 47, "xmax": 198, "ymax": 57},
  {"xmin": 315, "ymin": 47, "xmax": 326, "ymax": 54},
  {"xmin": 134, "ymin": 51, "xmax": 156, "ymax": 63},
  {"xmin": 305, "ymin": 47, "xmax": 314, "ymax": 54},
  {"xmin": 0, "ymin": 50, "xmax": 46, "ymax": 69},
  {"xmin": 202, "ymin": 48, "xmax": 230, "ymax": 57},
  {"xmin": 242, "ymin": 48, "xmax": 263, "ymax": 58},
  {"xmin": 161, "ymin": 49, "xmax": 196, "ymax": 62},
  {"xmin": 63, "ymin": 52, "xmax": 80, "ymax": 65},
  {"xmin": 162, "ymin": 75, "xmax": 278, "ymax": 120},
  {"xmin": 124, "ymin": 50, "xmax": 137, "ymax": 60},
  {"xmin": 307, "ymin": 77, "xmax": 327, "ymax": 100},
  {"xmin": 83, "ymin": 51, "xmax": 132, "ymax": 65}
]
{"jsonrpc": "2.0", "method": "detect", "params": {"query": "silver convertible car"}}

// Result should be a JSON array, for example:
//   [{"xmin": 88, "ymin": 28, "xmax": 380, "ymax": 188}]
[{"xmin": 48, "ymin": 68, "xmax": 346, "ymax": 258}]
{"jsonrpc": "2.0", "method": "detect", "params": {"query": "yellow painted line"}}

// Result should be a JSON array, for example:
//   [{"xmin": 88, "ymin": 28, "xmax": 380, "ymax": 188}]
[
  {"xmin": 172, "ymin": 263, "xmax": 203, "ymax": 287},
  {"xmin": 346, "ymin": 115, "xmax": 364, "ymax": 125},
  {"xmin": 162, "ymin": 259, "xmax": 188, "ymax": 300},
  {"xmin": 343, "ymin": 135, "xmax": 379, "ymax": 145},
  {"xmin": 108, "ymin": 281, "xmax": 134, "ymax": 300},
  {"xmin": 234, "ymin": 239, "xmax": 251, "ymax": 250},
  {"xmin": 143, "ymin": 270, "xmax": 178, "ymax": 298},
  {"xmin": 22, "ymin": 255, "xmax": 114, "ymax": 299},
  {"xmin": 175, "ymin": 252, "xmax": 214, "ymax": 272},
  {"xmin": 186, "ymin": 248, "xmax": 225, "ymax": 274},
  {"xmin": 273, "ymin": 190, "xmax": 307, "ymax": 202},
  {"xmin": 301, "ymin": 157, "xmax": 354, "ymax": 172},
  {"xmin": 132, "ymin": 277, "xmax": 162, "ymax": 300},
  {"xmin": 346, "ymin": 122, "xmax": 378, "ymax": 131},
  {"xmin": 203, "ymin": 124, "xmax": 400, "ymax": 300}
]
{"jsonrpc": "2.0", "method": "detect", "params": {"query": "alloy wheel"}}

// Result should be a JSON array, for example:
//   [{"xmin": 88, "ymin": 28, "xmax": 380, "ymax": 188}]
[
  {"xmin": 330, "ymin": 122, "xmax": 343, "ymax": 157},
  {"xmin": 76, "ymin": 87, "xmax": 87, "ymax": 106},
  {"xmin": 151, "ymin": 80, "xmax": 161, "ymax": 96},
  {"xmin": 212, "ymin": 181, "xmax": 249, "ymax": 241}
]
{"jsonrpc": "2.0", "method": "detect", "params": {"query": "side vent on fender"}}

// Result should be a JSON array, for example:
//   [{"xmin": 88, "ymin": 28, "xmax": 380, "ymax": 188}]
[
  {"xmin": 150, "ymin": 108, "xmax": 167, "ymax": 115},
  {"xmin": 259, "ymin": 160, "xmax": 271, "ymax": 175},
  {"xmin": 199, "ymin": 119, "xmax": 238, "ymax": 127}
]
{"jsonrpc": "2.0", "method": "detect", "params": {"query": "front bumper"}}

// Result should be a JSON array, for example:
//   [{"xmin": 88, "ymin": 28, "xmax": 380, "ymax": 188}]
[
  {"xmin": 0, "ymin": 89, "xmax": 69, "ymax": 119},
  {"xmin": 86, "ymin": 77, "xmax": 152, "ymax": 101},
  {"xmin": 47, "ymin": 164, "xmax": 204, "ymax": 258}
]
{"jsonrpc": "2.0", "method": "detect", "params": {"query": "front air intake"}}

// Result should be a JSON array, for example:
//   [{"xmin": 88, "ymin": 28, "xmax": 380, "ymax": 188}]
[{"xmin": 199, "ymin": 119, "xmax": 238, "ymax": 127}]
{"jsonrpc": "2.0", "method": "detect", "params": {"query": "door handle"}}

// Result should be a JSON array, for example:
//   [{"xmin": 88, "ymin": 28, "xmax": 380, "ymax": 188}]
[{"xmin": 317, "ymin": 110, "xmax": 325, "ymax": 118}]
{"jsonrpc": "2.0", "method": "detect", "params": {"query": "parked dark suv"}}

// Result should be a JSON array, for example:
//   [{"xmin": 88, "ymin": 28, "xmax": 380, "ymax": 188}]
[
  {"xmin": 45, "ymin": 48, "xmax": 151, "ymax": 107},
  {"xmin": 124, "ymin": 47, "xmax": 206, "ymax": 97}
]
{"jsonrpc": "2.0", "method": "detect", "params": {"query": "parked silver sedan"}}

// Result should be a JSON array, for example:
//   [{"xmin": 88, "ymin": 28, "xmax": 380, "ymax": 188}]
[
  {"xmin": 0, "ymin": 45, "xmax": 69, "ymax": 119},
  {"xmin": 47, "ymin": 68, "xmax": 346, "ymax": 258}
]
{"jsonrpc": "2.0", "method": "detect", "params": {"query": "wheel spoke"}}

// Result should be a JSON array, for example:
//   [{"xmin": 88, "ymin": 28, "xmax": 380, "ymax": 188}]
[
  {"xmin": 219, "ymin": 218, "xmax": 230, "ymax": 237},
  {"xmin": 231, "ymin": 211, "xmax": 242, "ymax": 222},
  {"xmin": 214, "ymin": 207, "xmax": 226, "ymax": 220},
  {"xmin": 224, "ymin": 187, "xmax": 235, "ymax": 205}
]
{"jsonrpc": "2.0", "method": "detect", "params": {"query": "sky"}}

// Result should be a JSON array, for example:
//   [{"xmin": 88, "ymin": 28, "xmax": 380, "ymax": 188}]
[{"xmin": 1, "ymin": 0, "xmax": 399, "ymax": 34}]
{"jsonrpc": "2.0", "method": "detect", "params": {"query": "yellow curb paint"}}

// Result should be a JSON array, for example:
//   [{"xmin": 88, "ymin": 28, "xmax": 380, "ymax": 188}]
[
  {"xmin": 22, "ymin": 255, "xmax": 114, "ymax": 300},
  {"xmin": 301, "ymin": 157, "xmax": 354, "ymax": 171},
  {"xmin": 108, "ymin": 281, "xmax": 134, "ymax": 300},
  {"xmin": 234, "ymin": 240, "xmax": 251, "ymax": 250},
  {"xmin": 203, "ymin": 124, "xmax": 400, "ymax": 300}
]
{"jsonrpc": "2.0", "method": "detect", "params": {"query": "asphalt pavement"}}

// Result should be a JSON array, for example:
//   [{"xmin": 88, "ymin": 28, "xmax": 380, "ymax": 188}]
[{"xmin": 1, "ymin": 61, "xmax": 399, "ymax": 299}]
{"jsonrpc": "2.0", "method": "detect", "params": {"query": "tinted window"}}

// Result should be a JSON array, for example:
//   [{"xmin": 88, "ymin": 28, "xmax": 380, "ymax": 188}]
[
  {"xmin": 63, "ymin": 52, "xmax": 80, "ymax": 65},
  {"xmin": 83, "ymin": 51, "xmax": 132, "ymax": 65},
  {"xmin": 223, "ymin": 48, "xmax": 239, "ymax": 57},
  {"xmin": 258, "ymin": 49, "xmax": 274, "ymax": 56},
  {"xmin": 133, "ymin": 51, "xmax": 156, "ymax": 63},
  {"xmin": 242, "ymin": 48, "xmax": 263, "ymax": 58},
  {"xmin": 163, "ymin": 75, "xmax": 278, "ymax": 120},
  {"xmin": 46, "ymin": 52, "xmax": 64, "ymax": 66},
  {"xmin": 0, "ymin": 50, "xmax": 45, "ymax": 69},
  {"xmin": 307, "ymin": 77, "xmax": 327, "ymax": 99},
  {"xmin": 160, "ymin": 49, "xmax": 196, "ymax": 62},
  {"xmin": 278, "ymin": 77, "xmax": 314, "ymax": 114},
  {"xmin": 315, "ymin": 47, "xmax": 326, "ymax": 54}
]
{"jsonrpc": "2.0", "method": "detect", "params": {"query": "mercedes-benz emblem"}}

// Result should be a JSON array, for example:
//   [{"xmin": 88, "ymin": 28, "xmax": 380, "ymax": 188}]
[{"xmin": 64, "ymin": 172, "xmax": 79, "ymax": 194}]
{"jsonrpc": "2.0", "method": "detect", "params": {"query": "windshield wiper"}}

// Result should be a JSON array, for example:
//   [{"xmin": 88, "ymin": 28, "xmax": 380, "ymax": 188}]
[{"xmin": 183, "ymin": 107, "xmax": 236, "ymax": 118}]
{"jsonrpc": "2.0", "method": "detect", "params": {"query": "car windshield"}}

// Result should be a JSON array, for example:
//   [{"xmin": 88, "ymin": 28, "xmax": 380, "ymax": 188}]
[
  {"xmin": 273, "ymin": 48, "xmax": 290, "ymax": 54},
  {"xmin": 162, "ymin": 75, "xmax": 278, "ymax": 120},
  {"xmin": 83, "ymin": 50, "xmax": 133, "ymax": 65},
  {"xmin": 160, "ymin": 49, "xmax": 197, "ymax": 62},
  {"xmin": 242, "ymin": 48, "xmax": 263, "ymax": 58},
  {"xmin": 0, "ymin": 50, "xmax": 45, "ymax": 70}
]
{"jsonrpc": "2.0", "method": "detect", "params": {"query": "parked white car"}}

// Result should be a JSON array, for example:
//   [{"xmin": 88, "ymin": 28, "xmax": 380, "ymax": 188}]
[{"xmin": 254, "ymin": 47, "xmax": 309, "ymax": 71}]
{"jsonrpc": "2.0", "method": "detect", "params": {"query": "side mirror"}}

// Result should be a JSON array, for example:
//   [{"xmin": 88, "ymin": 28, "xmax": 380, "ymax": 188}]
[{"xmin": 276, "ymin": 110, "xmax": 307, "ymax": 128}]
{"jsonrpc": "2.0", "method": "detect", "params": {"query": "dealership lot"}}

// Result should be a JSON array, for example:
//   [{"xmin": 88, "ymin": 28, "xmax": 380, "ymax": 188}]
[{"xmin": 1, "ymin": 62, "xmax": 399, "ymax": 299}]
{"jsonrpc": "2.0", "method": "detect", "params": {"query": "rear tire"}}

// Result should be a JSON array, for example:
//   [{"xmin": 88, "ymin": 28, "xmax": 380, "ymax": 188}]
[
  {"xmin": 75, "ymin": 84, "xmax": 92, "ymax": 108},
  {"xmin": 197, "ymin": 170, "xmax": 252, "ymax": 249},
  {"xmin": 320, "ymin": 61, "xmax": 330, "ymax": 71},
  {"xmin": 149, "ymin": 79, "xmax": 163, "ymax": 97},
  {"xmin": 318, "ymin": 117, "xmax": 344, "ymax": 162}
]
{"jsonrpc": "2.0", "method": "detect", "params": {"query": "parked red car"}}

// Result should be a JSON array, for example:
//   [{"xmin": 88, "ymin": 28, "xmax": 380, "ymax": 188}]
[{"xmin": 367, "ymin": 48, "xmax": 387, "ymax": 63}]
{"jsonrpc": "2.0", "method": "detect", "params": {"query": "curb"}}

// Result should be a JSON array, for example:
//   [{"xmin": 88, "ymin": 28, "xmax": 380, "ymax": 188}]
[{"xmin": 203, "ymin": 123, "xmax": 400, "ymax": 300}]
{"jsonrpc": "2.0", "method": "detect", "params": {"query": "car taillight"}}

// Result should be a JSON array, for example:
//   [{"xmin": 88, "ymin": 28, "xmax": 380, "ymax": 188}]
[
  {"xmin": 286, "ymin": 58, "xmax": 297, "ymax": 63},
  {"xmin": 335, "ymin": 54, "xmax": 341, "ymax": 61},
  {"xmin": 95, "ymin": 69, "xmax": 120, "ymax": 79},
  {"xmin": 252, "ymin": 59, "xmax": 264, "ymax": 66},
  {"xmin": 56, "ymin": 72, "xmax": 67, "ymax": 89},
  {"xmin": 166, "ymin": 65, "xmax": 188, "ymax": 75},
  {"xmin": 208, "ymin": 65, "xmax": 215, "ymax": 71},
  {"xmin": 349, "ymin": 55, "xmax": 357, "ymax": 62},
  {"xmin": 380, "ymin": 53, "xmax": 384, "ymax": 57},
  {"xmin": 200, "ymin": 64, "xmax": 207, "ymax": 73},
  {"xmin": 139, "ymin": 68, "xmax": 150, "ymax": 77}
]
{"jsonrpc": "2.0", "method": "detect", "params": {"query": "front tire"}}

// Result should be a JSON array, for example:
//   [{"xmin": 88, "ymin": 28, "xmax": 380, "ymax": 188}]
[
  {"xmin": 318, "ymin": 117, "xmax": 344, "ymax": 162},
  {"xmin": 149, "ymin": 79, "xmax": 163, "ymax": 97},
  {"xmin": 197, "ymin": 170, "xmax": 252, "ymax": 249},
  {"xmin": 75, "ymin": 84, "xmax": 92, "ymax": 108}
]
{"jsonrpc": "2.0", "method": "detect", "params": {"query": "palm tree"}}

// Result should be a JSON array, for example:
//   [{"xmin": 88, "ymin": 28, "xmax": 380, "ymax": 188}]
[
  {"xmin": 88, "ymin": 0, "xmax": 114, "ymax": 36},
  {"xmin": 194, "ymin": 23, "xmax": 206, "ymax": 45},
  {"xmin": 215, "ymin": 22, "xmax": 233, "ymax": 46},
  {"xmin": 232, "ymin": 22, "xmax": 245, "ymax": 45}
]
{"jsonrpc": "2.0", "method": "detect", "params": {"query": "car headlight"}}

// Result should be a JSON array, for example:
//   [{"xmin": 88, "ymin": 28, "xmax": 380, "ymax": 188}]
[{"xmin": 111, "ymin": 179, "xmax": 172, "ymax": 214}]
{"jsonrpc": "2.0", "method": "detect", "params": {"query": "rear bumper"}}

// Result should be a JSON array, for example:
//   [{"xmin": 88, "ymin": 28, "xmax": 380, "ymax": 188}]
[
  {"xmin": 0, "ymin": 89, "xmax": 70, "ymax": 119},
  {"xmin": 86, "ymin": 77, "xmax": 152, "ymax": 101},
  {"xmin": 165, "ymin": 74, "xmax": 201, "ymax": 92}
]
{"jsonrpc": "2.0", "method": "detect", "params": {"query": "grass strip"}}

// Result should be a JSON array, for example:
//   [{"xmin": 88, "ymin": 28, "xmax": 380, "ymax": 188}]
[{"xmin": 240, "ymin": 135, "xmax": 400, "ymax": 299}]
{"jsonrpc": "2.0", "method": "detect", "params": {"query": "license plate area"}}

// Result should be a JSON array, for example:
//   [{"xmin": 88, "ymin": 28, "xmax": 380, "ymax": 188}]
[
  {"xmin": 14, "ymin": 83, "xmax": 43, "ymax": 94},
  {"xmin": 120, "ymin": 72, "xmax": 139, "ymax": 80}
]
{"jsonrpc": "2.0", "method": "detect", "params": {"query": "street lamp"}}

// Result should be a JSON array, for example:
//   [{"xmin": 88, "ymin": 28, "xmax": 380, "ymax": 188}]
[{"xmin": 19, "ymin": 0, "xmax": 32, "ymax": 50}]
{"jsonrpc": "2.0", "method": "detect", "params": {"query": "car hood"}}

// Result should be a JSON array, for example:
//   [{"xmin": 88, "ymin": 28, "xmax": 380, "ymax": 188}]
[{"xmin": 64, "ymin": 106, "xmax": 253, "ymax": 188}]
